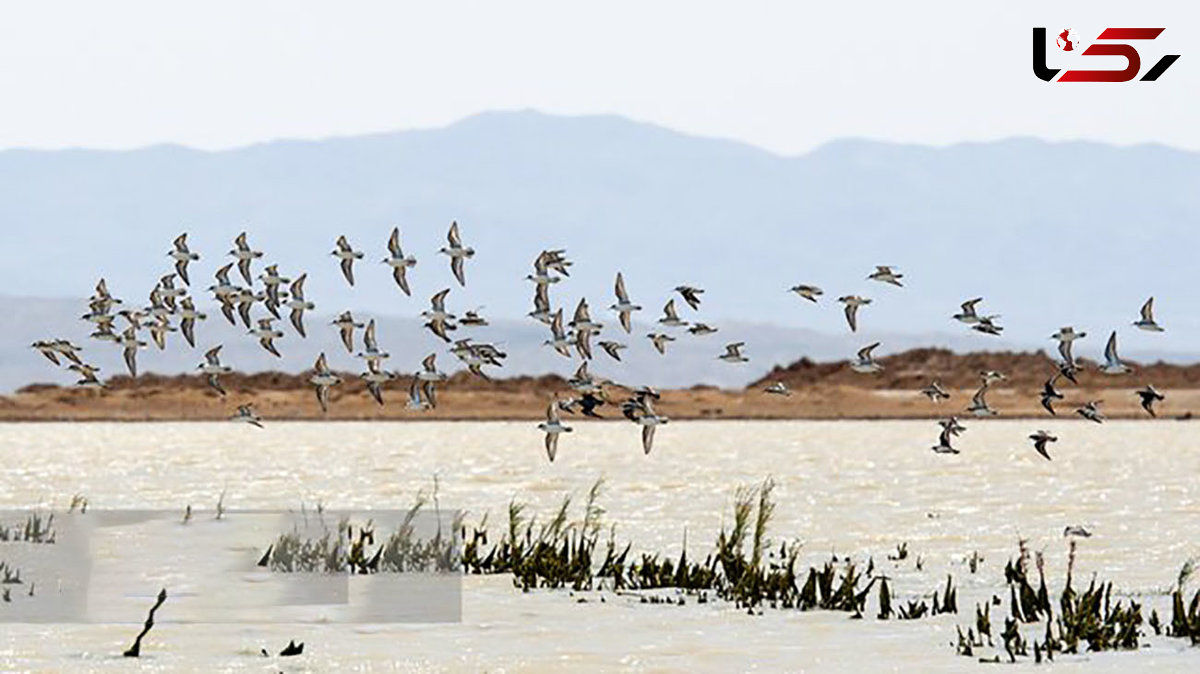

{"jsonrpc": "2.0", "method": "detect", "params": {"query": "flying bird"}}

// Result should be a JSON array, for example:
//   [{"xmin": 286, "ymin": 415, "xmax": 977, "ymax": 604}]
[
  {"xmin": 232, "ymin": 404, "xmax": 264, "ymax": 428},
  {"xmin": 569, "ymin": 298, "xmax": 603, "ymax": 334},
  {"xmin": 31, "ymin": 341, "xmax": 61, "ymax": 366},
  {"xmin": 538, "ymin": 398, "xmax": 573, "ymax": 462},
  {"xmin": 1050, "ymin": 327, "xmax": 1086, "ymax": 365},
  {"xmin": 360, "ymin": 361, "xmax": 395, "ymax": 406},
  {"xmin": 415, "ymin": 354, "xmax": 448, "ymax": 408},
  {"xmin": 308, "ymin": 353, "xmax": 342, "ymax": 413},
  {"xmin": 197, "ymin": 345, "xmax": 232, "ymax": 396},
  {"xmin": 177, "ymin": 297, "xmax": 206, "ymax": 348},
  {"xmin": 1136, "ymin": 384, "xmax": 1164, "ymax": 417},
  {"xmin": 598, "ymin": 340, "xmax": 627, "ymax": 361},
  {"xmin": 837, "ymin": 295, "xmax": 871, "ymax": 332},
  {"xmin": 422, "ymin": 289, "xmax": 457, "ymax": 343},
  {"xmin": 543, "ymin": 309, "xmax": 573, "ymax": 358},
  {"xmin": 718, "ymin": 342, "xmax": 748, "ymax": 363},
  {"xmin": 1133, "ymin": 297, "xmax": 1164, "ymax": 332},
  {"xmin": 609, "ymin": 272, "xmax": 641, "ymax": 333},
  {"xmin": 1076, "ymin": 400, "xmax": 1105, "ymax": 424},
  {"xmin": 383, "ymin": 227, "xmax": 418, "ymax": 295},
  {"xmin": 118, "ymin": 327, "xmax": 145, "ymax": 377},
  {"xmin": 953, "ymin": 298, "xmax": 983, "ymax": 324},
  {"xmin": 850, "ymin": 342, "xmax": 883, "ymax": 374},
  {"xmin": 790, "ymin": 285, "xmax": 823, "ymax": 302},
  {"xmin": 764, "ymin": 381, "xmax": 791, "ymax": 396},
  {"xmin": 688, "ymin": 323, "xmax": 719, "ymax": 336},
  {"xmin": 971, "ymin": 315, "xmax": 1003, "ymax": 336},
  {"xmin": 69, "ymin": 363, "xmax": 105, "ymax": 389},
  {"xmin": 1040, "ymin": 376, "xmax": 1064, "ymax": 415},
  {"xmin": 147, "ymin": 315, "xmax": 175, "ymax": 350},
  {"xmin": 249, "ymin": 318, "xmax": 284, "ymax": 358},
  {"xmin": 285, "ymin": 274, "xmax": 315, "ymax": 337},
  {"xmin": 332, "ymin": 311, "xmax": 365, "ymax": 353},
  {"xmin": 228, "ymin": 232, "xmax": 263, "ymax": 285},
  {"xmin": 1029, "ymin": 431, "xmax": 1057, "ymax": 461},
  {"xmin": 356, "ymin": 319, "xmax": 390, "ymax": 364},
  {"xmin": 658, "ymin": 299, "xmax": 688, "ymax": 328},
  {"xmin": 674, "ymin": 285, "xmax": 704, "ymax": 311},
  {"xmin": 1099, "ymin": 331, "xmax": 1131, "ymax": 375},
  {"xmin": 332, "ymin": 235, "xmax": 364, "ymax": 286},
  {"xmin": 966, "ymin": 382, "xmax": 996, "ymax": 417},
  {"xmin": 939, "ymin": 416, "xmax": 967, "ymax": 436},
  {"xmin": 647, "ymin": 332, "xmax": 675, "ymax": 355},
  {"xmin": 868, "ymin": 265, "xmax": 903, "ymax": 287},
  {"xmin": 920, "ymin": 381, "xmax": 950, "ymax": 403},
  {"xmin": 931, "ymin": 426, "xmax": 960, "ymax": 454},
  {"xmin": 439, "ymin": 221, "xmax": 474, "ymax": 287},
  {"xmin": 528, "ymin": 283, "xmax": 554, "ymax": 325},
  {"xmin": 168, "ymin": 234, "xmax": 200, "ymax": 285}
]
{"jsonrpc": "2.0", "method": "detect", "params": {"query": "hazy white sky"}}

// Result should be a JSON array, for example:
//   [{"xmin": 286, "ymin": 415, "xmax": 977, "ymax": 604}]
[{"xmin": 0, "ymin": 1, "xmax": 1195, "ymax": 153}]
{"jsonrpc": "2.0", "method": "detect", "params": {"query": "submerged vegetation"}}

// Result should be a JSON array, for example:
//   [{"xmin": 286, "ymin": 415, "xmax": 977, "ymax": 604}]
[{"xmin": 260, "ymin": 493, "xmax": 461, "ymax": 574}]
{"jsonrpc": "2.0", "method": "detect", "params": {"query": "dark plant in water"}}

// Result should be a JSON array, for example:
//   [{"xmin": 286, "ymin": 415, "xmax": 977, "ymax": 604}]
[
  {"xmin": 958, "ymin": 540, "xmax": 1148, "ymax": 663},
  {"xmin": 463, "ymin": 477, "xmax": 957, "ymax": 619}
]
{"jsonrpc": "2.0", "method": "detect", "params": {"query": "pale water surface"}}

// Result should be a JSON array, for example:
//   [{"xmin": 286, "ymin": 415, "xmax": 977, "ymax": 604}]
[{"xmin": 1, "ymin": 420, "xmax": 1199, "ymax": 672}]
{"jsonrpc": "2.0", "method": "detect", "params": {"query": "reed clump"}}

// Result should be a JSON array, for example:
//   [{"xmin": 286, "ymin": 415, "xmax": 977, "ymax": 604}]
[
  {"xmin": 262, "ymin": 495, "xmax": 460, "ymax": 574},
  {"xmin": 957, "ymin": 540, "xmax": 1146, "ymax": 663},
  {"xmin": 0, "ymin": 512, "xmax": 56, "ymax": 543},
  {"xmin": 463, "ymin": 477, "xmax": 957, "ymax": 619}
]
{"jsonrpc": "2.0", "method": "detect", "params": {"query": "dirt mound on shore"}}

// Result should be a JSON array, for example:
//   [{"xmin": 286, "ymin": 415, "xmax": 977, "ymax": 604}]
[{"xmin": 750, "ymin": 347, "xmax": 1200, "ymax": 391}]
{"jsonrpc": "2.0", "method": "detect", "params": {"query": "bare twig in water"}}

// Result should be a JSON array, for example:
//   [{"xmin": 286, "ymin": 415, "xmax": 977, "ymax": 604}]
[{"xmin": 122, "ymin": 588, "xmax": 167, "ymax": 657}]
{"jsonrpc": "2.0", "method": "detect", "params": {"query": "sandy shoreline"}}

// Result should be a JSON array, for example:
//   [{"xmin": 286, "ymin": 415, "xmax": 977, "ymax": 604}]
[{"xmin": 2, "ymin": 383, "xmax": 1194, "ymax": 421}]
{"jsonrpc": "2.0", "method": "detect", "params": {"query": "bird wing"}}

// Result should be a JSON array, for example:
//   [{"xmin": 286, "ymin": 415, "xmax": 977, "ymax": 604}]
[
  {"xmin": 174, "ymin": 258, "xmax": 191, "ymax": 285},
  {"xmin": 451, "ymin": 255, "xmax": 466, "ymax": 287},
  {"xmin": 207, "ymin": 373, "xmax": 226, "ymax": 397},
  {"xmin": 1141, "ymin": 297, "xmax": 1154, "ymax": 322},
  {"xmin": 315, "ymin": 384, "xmax": 330, "ymax": 413},
  {"xmin": 642, "ymin": 425, "xmax": 656, "ymax": 455},
  {"xmin": 1105, "ymin": 331, "xmax": 1119, "ymax": 363},
  {"xmin": 341, "ymin": 257, "xmax": 355, "ymax": 286},
  {"xmin": 422, "ymin": 353, "xmax": 437, "ymax": 372},
  {"xmin": 315, "ymin": 352, "xmax": 328, "ymax": 373},
  {"xmin": 619, "ymin": 309, "xmax": 631, "ymax": 334},
  {"xmin": 421, "ymin": 380, "xmax": 438, "ymax": 408},
  {"xmin": 364, "ymin": 320, "xmax": 377, "ymax": 350},
  {"xmin": 392, "ymin": 266, "xmax": 411, "ymax": 296},
  {"xmin": 123, "ymin": 345, "xmax": 138, "ymax": 377},
  {"xmin": 431, "ymin": 288, "xmax": 449, "ymax": 311},
  {"xmin": 290, "ymin": 273, "xmax": 307, "ymax": 300},
  {"xmin": 388, "ymin": 227, "xmax": 401, "ymax": 257},
  {"xmin": 237, "ymin": 258, "xmax": 253, "ymax": 284},
  {"xmin": 290, "ymin": 308, "xmax": 307, "ymax": 337},
  {"xmin": 544, "ymin": 432, "xmax": 558, "ymax": 462},
  {"xmin": 261, "ymin": 337, "xmax": 281, "ymax": 358},
  {"xmin": 615, "ymin": 272, "xmax": 628, "ymax": 302},
  {"xmin": 844, "ymin": 304, "xmax": 858, "ymax": 332},
  {"xmin": 204, "ymin": 345, "xmax": 222, "ymax": 364},
  {"xmin": 447, "ymin": 221, "xmax": 461, "ymax": 247}
]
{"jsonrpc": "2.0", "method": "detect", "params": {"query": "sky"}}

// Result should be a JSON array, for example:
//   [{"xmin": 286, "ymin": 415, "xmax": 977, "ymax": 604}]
[{"xmin": 0, "ymin": 1, "xmax": 1196, "ymax": 154}]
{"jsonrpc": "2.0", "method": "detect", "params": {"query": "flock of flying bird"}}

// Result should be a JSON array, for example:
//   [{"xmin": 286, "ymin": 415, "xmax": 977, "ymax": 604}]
[{"xmin": 31, "ymin": 230, "xmax": 1171, "ymax": 463}]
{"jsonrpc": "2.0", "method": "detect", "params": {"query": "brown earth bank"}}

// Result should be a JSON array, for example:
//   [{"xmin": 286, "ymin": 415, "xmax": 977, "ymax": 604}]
[{"xmin": 2, "ymin": 348, "xmax": 1197, "ymax": 421}]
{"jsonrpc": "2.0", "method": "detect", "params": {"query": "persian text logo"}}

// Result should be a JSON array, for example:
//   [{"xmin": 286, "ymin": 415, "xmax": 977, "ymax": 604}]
[{"xmin": 1033, "ymin": 27, "xmax": 1180, "ymax": 82}]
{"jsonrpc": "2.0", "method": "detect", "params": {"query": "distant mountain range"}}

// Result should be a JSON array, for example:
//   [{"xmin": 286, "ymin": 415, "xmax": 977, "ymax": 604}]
[{"xmin": 3, "ymin": 110, "xmax": 1198, "ymax": 391}]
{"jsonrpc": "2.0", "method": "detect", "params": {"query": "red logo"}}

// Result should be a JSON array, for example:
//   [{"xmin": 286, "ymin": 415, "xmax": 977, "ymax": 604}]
[{"xmin": 1033, "ymin": 27, "xmax": 1180, "ymax": 82}]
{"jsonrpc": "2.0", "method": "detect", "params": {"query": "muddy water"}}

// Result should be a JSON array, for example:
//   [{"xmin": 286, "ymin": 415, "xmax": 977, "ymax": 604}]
[{"xmin": 1, "ymin": 420, "xmax": 1198, "ymax": 672}]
